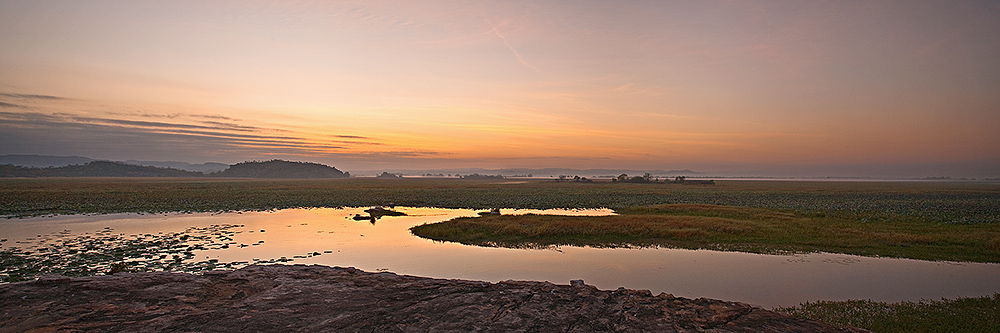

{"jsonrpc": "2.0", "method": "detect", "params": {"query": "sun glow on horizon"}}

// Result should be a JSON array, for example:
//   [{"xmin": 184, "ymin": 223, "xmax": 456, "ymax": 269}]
[{"xmin": 1, "ymin": 1, "xmax": 998, "ymax": 176}]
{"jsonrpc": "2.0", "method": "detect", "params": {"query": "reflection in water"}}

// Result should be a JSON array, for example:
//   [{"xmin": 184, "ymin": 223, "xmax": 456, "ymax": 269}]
[
  {"xmin": 352, "ymin": 206, "xmax": 408, "ymax": 224},
  {"xmin": 478, "ymin": 208, "xmax": 502, "ymax": 216},
  {"xmin": 2, "ymin": 207, "xmax": 999, "ymax": 308}
]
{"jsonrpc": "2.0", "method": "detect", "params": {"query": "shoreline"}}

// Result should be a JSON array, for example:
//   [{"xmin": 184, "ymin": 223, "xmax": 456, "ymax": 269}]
[{"xmin": 0, "ymin": 264, "xmax": 859, "ymax": 332}]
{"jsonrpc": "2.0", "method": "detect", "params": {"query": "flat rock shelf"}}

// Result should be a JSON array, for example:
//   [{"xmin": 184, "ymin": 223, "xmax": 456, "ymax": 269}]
[{"xmin": 0, "ymin": 264, "xmax": 864, "ymax": 332}]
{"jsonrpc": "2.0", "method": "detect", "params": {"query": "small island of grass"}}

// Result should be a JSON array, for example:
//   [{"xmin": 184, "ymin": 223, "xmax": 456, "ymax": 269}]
[{"xmin": 410, "ymin": 203, "xmax": 1000, "ymax": 263}]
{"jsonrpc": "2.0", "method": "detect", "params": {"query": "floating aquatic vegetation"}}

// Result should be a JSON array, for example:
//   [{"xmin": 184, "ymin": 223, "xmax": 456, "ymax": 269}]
[{"xmin": 0, "ymin": 224, "xmax": 326, "ymax": 282}]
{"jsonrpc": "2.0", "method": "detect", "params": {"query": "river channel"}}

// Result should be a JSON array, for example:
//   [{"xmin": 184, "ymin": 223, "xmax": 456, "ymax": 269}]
[{"xmin": 2, "ymin": 207, "xmax": 999, "ymax": 308}]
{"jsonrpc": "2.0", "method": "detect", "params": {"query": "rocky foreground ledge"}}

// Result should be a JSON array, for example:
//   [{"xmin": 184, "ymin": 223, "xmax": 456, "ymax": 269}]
[{"xmin": 0, "ymin": 265, "xmax": 862, "ymax": 332}]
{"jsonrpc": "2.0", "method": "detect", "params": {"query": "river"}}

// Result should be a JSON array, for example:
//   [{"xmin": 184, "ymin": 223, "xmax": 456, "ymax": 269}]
[{"xmin": 2, "ymin": 207, "xmax": 998, "ymax": 308}]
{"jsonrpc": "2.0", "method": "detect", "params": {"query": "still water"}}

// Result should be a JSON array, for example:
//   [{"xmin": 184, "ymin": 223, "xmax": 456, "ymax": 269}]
[{"xmin": 3, "ymin": 207, "xmax": 999, "ymax": 308}]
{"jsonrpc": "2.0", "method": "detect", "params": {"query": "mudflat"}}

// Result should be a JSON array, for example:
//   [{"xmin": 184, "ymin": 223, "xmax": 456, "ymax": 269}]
[{"xmin": 0, "ymin": 264, "xmax": 861, "ymax": 332}]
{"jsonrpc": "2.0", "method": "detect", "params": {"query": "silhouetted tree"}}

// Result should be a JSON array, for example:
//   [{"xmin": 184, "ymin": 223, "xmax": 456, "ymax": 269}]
[{"xmin": 629, "ymin": 176, "xmax": 648, "ymax": 183}]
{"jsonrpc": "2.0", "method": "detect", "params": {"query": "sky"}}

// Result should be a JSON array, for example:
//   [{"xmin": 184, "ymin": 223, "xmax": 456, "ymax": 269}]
[{"xmin": 1, "ymin": 0, "xmax": 999, "ymax": 177}]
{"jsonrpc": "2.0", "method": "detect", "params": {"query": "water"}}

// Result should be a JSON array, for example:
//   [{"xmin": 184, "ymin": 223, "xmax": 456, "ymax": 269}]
[{"xmin": 2, "ymin": 207, "xmax": 999, "ymax": 308}]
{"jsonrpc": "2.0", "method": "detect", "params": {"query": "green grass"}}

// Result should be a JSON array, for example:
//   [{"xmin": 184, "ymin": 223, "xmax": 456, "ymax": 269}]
[
  {"xmin": 775, "ymin": 294, "xmax": 1000, "ymax": 332},
  {"xmin": 3, "ymin": 178, "xmax": 999, "ymax": 262},
  {"xmin": 410, "ymin": 203, "xmax": 1000, "ymax": 262},
  {"xmin": 2, "ymin": 178, "xmax": 998, "ymax": 223}
]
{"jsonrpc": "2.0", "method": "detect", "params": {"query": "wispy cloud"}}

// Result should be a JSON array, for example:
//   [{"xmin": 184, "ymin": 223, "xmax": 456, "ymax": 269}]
[
  {"xmin": 0, "ymin": 111, "xmax": 382, "ymax": 158},
  {"xmin": 0, "ymin": 92, "xmax": 67, "ymax": 109},
  {"xmin": 487, "ymin": 19, "xmax": 539, "ymax": 73},
  {"xmin": 0, "ymin": 101, "xmax": 28, "ymax": 109},
  {"xmin": 332, "ymin": 150, "xmax": 445, "ymax": 159},
  {"xmin": 335, "ymin": 134, "xmax": 369, "ymax": 139},
  {"xmin": 69, "ymin": 117, "xmax": 260, "ymax": 133},
  {"xmin": 200, "ymin": 121, "xmax": 280, "ymax": 132},
  {"xmin": 190, "ymin": 114, "xmax": 241, "ymax": 121},
  {"xmin": 105, "ymin": 111, "xmax": 243, "ymax": 122},
  {"xmin": 105, "ymin": 111, "xmax": 184, "ymax": 119},
  {"xmin": 331, "ymin": 140, "xmax": 382, "ymax": 146},
  {"xmin": 0, "ymin": 93, "xmax": 65, "ymax": 100}
]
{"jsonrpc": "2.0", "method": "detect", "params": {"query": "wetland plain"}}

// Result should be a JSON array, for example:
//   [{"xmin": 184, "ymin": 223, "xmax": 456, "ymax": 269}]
[{"xmin": 2, "ymin": 177, "xmax": 999, "ymax": 331}]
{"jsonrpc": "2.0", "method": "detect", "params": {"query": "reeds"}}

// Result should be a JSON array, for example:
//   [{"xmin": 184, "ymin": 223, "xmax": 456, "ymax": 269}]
[{"xmin": 776, "ymin": 294, "xmax": 1000, "ymax": 332}]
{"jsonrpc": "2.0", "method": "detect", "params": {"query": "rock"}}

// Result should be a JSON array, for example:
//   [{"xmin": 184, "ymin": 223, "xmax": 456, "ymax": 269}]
[{"xmin": 0, "ymin": 265, "xmax": 864, "ymax": 332}]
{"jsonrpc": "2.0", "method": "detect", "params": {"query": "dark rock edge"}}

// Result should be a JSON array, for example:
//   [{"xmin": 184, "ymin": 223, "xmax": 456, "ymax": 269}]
[{"xmin": 0, "ymin": 264, "xmax": 865, "ymax": 332}]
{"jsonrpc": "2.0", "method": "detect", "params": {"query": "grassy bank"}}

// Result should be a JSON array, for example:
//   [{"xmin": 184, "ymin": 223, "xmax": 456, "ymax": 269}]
[
  {"xmin": 410, "ymin": 203, "xmax": 1000, "ymax": 262},
  {"xmin": 775, "ymin": 294, "xmax": 1000, "ymax": 332},
  {"xmin": 3, "ymin": 178, "xmax": 999, "ymax": 329},
  {"xmin": 3, "ymin": 178, "xmax": 999, "ymax": 261},
  {"xmin": 3, "ymin": 178, "xmax": 999, "ymax": 262}
]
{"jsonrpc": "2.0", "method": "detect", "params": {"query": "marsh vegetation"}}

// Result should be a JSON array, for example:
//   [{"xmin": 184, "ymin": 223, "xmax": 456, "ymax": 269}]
[
  {"xmin": 3, "ymin": 178, "xmax": 999, "ymax": 263},
  {"xmin": 776, "ymin": 294, "xmax": 1000, "ymax": 332},
  {"xmin": 6, "ymin": 178, "xmax": 996, "ymax": 259},
  {"xmin": 2, "ymin": 178, "xmax": 998, "ymax": 223},
  {"xmin": 2, "ymin": 178, "xmax": 999, "ymax": 330},
  {"xmin": 411, "ymin": 203, "xmax": 1000, "ymax": 262},
  {"xmin": 0, "ymin": 224, "xmax": 251, "ymax": 282}
]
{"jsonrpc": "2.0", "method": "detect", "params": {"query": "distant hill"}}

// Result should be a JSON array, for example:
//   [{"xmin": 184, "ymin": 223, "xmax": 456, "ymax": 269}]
[
  {"xmin": 1, "ymin": 159, "xmax": 350, "ymax": 178},
  {"xmin": 0, "ymin": 161, "xmax": 204, "ymax": 177},
  {"xmin": 0, "ymin": 155, "xmax": 228, "ymax": 173},
  {"xmin": 212, "ymin": 160, "xmax": 349, "ymax": 178},
  {"xmin": 0, "ymin": 154, "xmax": 94, "ymax": 168},
  {"xmin": 124, "ymin": 160, "xmax": 229, "ymax": 173}
]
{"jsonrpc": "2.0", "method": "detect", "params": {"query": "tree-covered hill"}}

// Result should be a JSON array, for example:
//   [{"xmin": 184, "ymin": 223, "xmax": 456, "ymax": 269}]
[
  {"xmin": 1, "ymin": 159, "xmax": 350, "ymax": 178},
  {"xmin": 0, "ymin": 161, "xmax": 203, "ymax": 177},
  {"xmin": 211, "ymin": 160, "xmax": 349, "ymax": 178}
]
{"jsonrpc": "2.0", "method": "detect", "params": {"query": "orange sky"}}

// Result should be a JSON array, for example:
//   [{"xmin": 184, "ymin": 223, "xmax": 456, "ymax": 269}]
[{"xmin": 1, "ymin": 1, "xmax": 998, "ymax": 177}]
